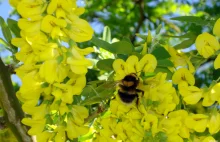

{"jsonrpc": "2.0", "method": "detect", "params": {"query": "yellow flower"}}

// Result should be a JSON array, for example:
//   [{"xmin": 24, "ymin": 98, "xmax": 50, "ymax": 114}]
[
  {"xmin": 41, "ymin": 15, "xmax": 67, "ymax": 38},
  {"xmin": 39, "ymin": 59, "xmax": 68, "ymax": 83},
  {"xmin": 202, "ymin": 83, "xmax": 220, "ymax": 106},
  {"xmin": 172, "ymin": 68, "xmax": 195, "ymax": 85},
  {"xmin": 126, "ymin": 108, "xmax": 142, "ymax": 119},
  {"xmin": 12, "ymin": 31, "xmax": 48, "ymax": 64},
  {"xmin": 15, "ymin": 64, "xmax": 38, "ymax": 79},
  {"xmin": 18, "ymin": 18, "xmax": 42, "ymax": 33},
  {"xmin": 22, "ymin": 118, "xmax": 46, "ymax": 135},
  {"xmin": 9, "ymin": 0, "xmax": 21, "ymax": 7},
  {"xmin": 66, "ymin": 117, "xmax": 89, "ymax": 139},
  {"xmin": 168, "ymin": 110, "xmax": 189, "ymax": 138},
  {"xmin": 47, "ymin": 0, "xmax": 82, "ymax": 18},
  {"xmin": 63, "ymin": 14, "xmax": 94, "ymax": 42},
  {"xmin": 75, "ymin": 46, "xmax": 94, "ymax": 55},
  {"xmin": 160, "ymin": 117, "xmax": 181, "ymax": 135},
  {"xmin": 52, "ymin": 74, "xmax": 86, "ymax": 104},
  {"xmin": 202, "ymin": 136, "xmax": 216, "ymax": 142},
  {"xmin": 141, "ymin": 113, "xmax": 158, "ymax": 136},
  {"xmin": 213, "ymin": 18, "xmax": 220, "ymax": 37},
  {"xmin": 70, "ymin": 105, "xmax": 88, "ymax": 125},
  {"xmin": 139, "ymin": 54, "xmax": 157, "ymax": 73},
  {"xmin": 36, "ymin": 131, "xmax": 52, "ymax": 142},
  {"xmin": 110, "ymin": 99, "xmax": 132, "ymax": 117},
  {"xmin": 178, "ymin": 81, "xmax": 202, "ymax": 104},
  {"xmin": 195, "ymin": 32, "xmax": 219, "ymax": 58},
  {"xmin": 208, "ymin": 112, "xmax": 220, "ymax": 134},
  {"xmin": 37, "ymin": 43, "xmax": 59, "ymax": 61},
  {"xmin": 22, "ymin": 103, "xmax": 47, "ymax": 120},
  {"xmin": 126, "ymin": 55, "xmax": 140, "ymax": 74},
  {"xmin": 167, "ymin": 134, "xmax": 183, "ymax": 142},
  {"xmin": 185, "ymin": 114, "xmax": 208, "ymax": 132},
  {"xmin": 19, "ymin": 70, "xmax": 43, "ymax": 101},
  {"xmin": 17, "ymin": 0, "xmax": 47, "ymax": 18},
  {"xmin": 214, "ymin": 54, "xmax": 220, "ymax": 69},
  {"xmin": 54, "ymin": 129, "xmax": 66, "ymax": 142},
  {"xmin": 67, "ymin": 46, "xmax": 93, "ymax": 74}
]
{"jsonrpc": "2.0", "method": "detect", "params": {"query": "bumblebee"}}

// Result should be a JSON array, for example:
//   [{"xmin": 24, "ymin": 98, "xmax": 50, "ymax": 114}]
[{"xmin": 118, "ymin": 73, "xmax": 144, "ymax": 104}]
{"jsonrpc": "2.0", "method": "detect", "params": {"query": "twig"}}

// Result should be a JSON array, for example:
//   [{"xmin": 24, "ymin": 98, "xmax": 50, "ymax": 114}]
[
  {"xmin": 130, "ymin": 0, "xmax": 147, "ymax": 43},
  {"xmin": 0, "ymin": 58, "xmax": 32, "ymax": 142}
]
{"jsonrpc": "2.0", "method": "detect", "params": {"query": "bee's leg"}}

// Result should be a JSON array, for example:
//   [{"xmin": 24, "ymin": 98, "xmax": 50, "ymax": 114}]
[
  {"xmin": 136, "ymin": 89, "xmax": 144, "ymax": 97},
  {"xmin": 135, "ymin": 96, "xmax": 139, "ymax": 106},
  {"xmin": 136, "ymin": 89, "xmax": 144, "ymax": 110}
]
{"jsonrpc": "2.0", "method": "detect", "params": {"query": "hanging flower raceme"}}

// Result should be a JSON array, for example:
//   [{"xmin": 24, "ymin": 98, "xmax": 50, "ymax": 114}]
[{"xmin": 11, "ymin": 0, "xmax": 94, "ymax": 141}]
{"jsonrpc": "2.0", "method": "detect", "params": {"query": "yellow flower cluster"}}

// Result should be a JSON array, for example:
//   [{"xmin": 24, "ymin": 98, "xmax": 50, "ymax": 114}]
[
  {"xmin": 91, "ymin": 53, "xmax": 219, "ymax": 142},
  {"xmin": 195, "ymin": 18, "xmax": 220, "ymax": 69},
  {"xmin": 9, "ymin": 0, "xmax": 93, "ymax": 141}
]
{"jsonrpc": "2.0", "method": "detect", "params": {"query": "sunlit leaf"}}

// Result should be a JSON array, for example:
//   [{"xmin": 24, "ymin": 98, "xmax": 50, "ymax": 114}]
[
  {"xmin": 173, "ymin": 38, "xmax": 195, "ymax": 50},
  {"xmin": 171, "ymin": 16, "xmax": 211, "ymax": 26},
  {"xmin": 91, "ymin": 37, "xmax": 133, "ymax": 54},
  {"xmin": 0, "ymin": 16, "xmax": 12, "ymax": 43},
  {"xmin": 7, "ymin": 18, "xmax": 20, "ymax": 37},
  {"xmin": 163, "ymin": 32, "xmax": 197, "ymax": 39},
  {"xmin": 156, "ymin": 24, "xmax": 162, "ymax": 34},
  {"xmin": 136, "ymin": 33, "xmax": 148, "ymax": 40},
  {"xmin": 102, "ymin": 26, "xmax": 111, "ymax": 43}
]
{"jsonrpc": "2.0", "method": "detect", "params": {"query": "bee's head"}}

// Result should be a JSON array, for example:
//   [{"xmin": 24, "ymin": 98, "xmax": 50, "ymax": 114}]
[{"xmin": 122, "ymin": 73, "xmax": 139, "ymax": 87}]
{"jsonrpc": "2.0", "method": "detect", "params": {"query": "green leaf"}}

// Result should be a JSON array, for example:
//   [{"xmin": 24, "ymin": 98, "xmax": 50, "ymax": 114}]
[
  {"xmin": 102, "ymin": 26, "xmax": 111, "ymax": 43},
  {"xmin": 141, "ymin": 72, "xmax": 156, "ymax": 80},
  {"xmin": 122, "ymin": 37, "xmax": 133, "ymax": 46},
  {"xmin": 155, "ymin": 67, "xmax": 173, "ymax": 80},
  {"xmin": 213, "ymin": 69, "xmax": 220, "ymax": 81},
  {"xmin": 173, "ymin": 38, "xmax": 196, "ymax": 50},
  {"xmin": 117, "ymin": 54, "xmax": 128, "ymax": 60},
  {"xmin": 155, "ymin": 131, "xmax": 167, "ymax": 142},
  {"xmin": 0, "ymin": 38, "xmax": 9, "ymax": 46},
  {"xmin": 171, "ymin": 16, "xmax": 210, "ymax": 26},
  {"xmin": 151, "ymin": 46, "xmax": 171, "ymax": 60},
  {"xmin": 136, "ymin": 33, "xmax": 147, "ymax": 40},
  {"xmin": 41, "ymin": 82, "xmax": 49, "ymax": 88},
  {"xmin": 110, "ymin": 40, "xmax": 133, "ymax": 54},
  {"xmin": 7, "ymin": 18, "xmax": 20, "ymax": 37},
  {"xmin": 134, "ymin": 45, "xmax": 143, "ymax": 52},
  {"xmin": 96, "ymin": 59, "xmax": 114, "ymax": 71},
  {"xmin": 80, "ymin": 81, "xmax": 116, "ymax": 105},
  {"xmin": 156, "ymin": 24, "xmax": 162, "ymax": 34},
  {"xmin": 0, "ymin": 16, "xmax": 12, "ymax": 43},
  {"xmin": 157, "ymin": 59, "xmax": 174, "ymax": 67},
  {"xmin": 91, "ymin": 36, "xmax": 133, "ymax": 54},
  {"xmin": 56, "ymin": 55, "xmax": 63, "ymax": 64},
  {"xmin": 190, "ymin": 55, "xmax": 207, "ymax": 69},
  {"xmin": 163, "ymin": 32, "xmax": 197, "ymax": 39},
  {"xmin": 78, "ymin": 133, "xmax": 94, "ymax": 142},
  {"xmin": 91, "ymin": 36, "xmax": 112, "ymax": 51}
]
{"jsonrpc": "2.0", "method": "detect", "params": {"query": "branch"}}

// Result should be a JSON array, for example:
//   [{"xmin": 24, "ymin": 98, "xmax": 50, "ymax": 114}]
[
  {"xmin": 130, "ymin": 0, "xmax": 147, "ymax": 43},
  {"xmin": 0, "ymin": 58, "xmax": 32, "ymax": 142}
]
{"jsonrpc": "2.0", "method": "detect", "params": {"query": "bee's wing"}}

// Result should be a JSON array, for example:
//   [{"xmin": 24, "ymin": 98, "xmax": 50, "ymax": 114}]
[{"xmin": 79, "ymin": 80, "xmax": 117, "ymax": 105}]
